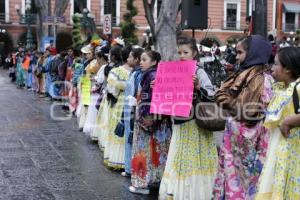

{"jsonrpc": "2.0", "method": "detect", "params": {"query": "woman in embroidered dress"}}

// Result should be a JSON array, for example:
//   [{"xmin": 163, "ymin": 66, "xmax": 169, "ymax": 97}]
[
  {"xmin": 89, "ymin": 46, "xmax": 109, "ymax": 141},
  {"xmin": 93, "ymin": 45, "xmax": 122, "ymax": 151},
  {"xmin": 78, "ymin": 44, "xmax": 98, "ymax": 130},
  {"xmin": 103, "ymin": 46, "xmax": 132, "ymax": 169},
  {"xmin": 129, "ymin": 50, "xmax": 172, "ymax": 195},
  {"xmin": 83, "ymin": 46, "xmax": 108, "ymax": 135},
  {"xmin": 213, "ymin": 35, "xmax": 274, "ymax": 199},
  {"xmin": 121, "ymin": 47, "xmax": 144, "ymax": 177},
  {"xmin": 255, "ymin": 47, "xmax": 300, "ymax": 200},
  {"xmin": 16, "ymin": 48, "xmax": 25, "ymax": 88},
  {"xmin": 159, "ymin": 37, "xmax": 218, "ymax": 200}
]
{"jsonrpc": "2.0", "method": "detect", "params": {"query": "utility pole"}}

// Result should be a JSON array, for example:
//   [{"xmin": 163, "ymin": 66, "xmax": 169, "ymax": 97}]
[{"xmin": 252, "ymin": 0, "xmax": 268, "ymax": 37}]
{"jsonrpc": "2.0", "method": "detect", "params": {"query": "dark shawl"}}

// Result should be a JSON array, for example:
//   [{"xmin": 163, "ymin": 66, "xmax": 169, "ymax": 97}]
[{"xmin": 240, "ymin": 35, "xmax": 272, "ymax": 70}]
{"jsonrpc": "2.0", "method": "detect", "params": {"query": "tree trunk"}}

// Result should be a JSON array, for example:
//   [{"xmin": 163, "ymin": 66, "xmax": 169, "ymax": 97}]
[
  {"xmin": 143, "ymin": 0, "xmax": 181, "ymax": 61},
  {"xmin": 53, "ymin": 0, "xmax": 69, "ymax": 45},
  {"xmin": 142, "ymin": 0, "xmax": 156, "ymax": 44},
  {"xmin": 36, "ymin": 0, "xmax": 49, "ymax": 51},
  {"xmin": 48, "ymin": 0, "xmax": 53, "ymax": 37},
  {"xmin": 155, "ymin": 0, "xmax": 181, "ymax": 61},
  {"xmin": 54, "ymin": 0, "xmax": 69, "ymax": 16}
]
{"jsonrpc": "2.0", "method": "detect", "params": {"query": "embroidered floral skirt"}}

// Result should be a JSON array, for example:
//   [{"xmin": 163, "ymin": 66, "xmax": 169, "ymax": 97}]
[
  {"xmin": 131, "ymin": 120, "xmax": 172, "ymax": 189},
  {"xmin": 91, "ymin": 96, "xmax": 110, "ymax": 151},
  {"xmin": 83, "ymin": 94, "xmax": 100, "ymax": 135},
  {"xmin": 213, "ymin": 118, "xmax": 269, "ymax": 200},
  {"xmin": 159, "ymin": 120, "xmax": 218, "ymax": 200},
  {"xmin": 255, "ymin": 128, "xmax": 300, "ymax": 200},
  {"xmin": 104, "ymin": 96, "xmax": 126, "ymax": 169}
]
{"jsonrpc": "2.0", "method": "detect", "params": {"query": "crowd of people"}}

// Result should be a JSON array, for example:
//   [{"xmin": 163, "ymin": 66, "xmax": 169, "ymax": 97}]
[{"xmin": 2, "ymin": 34, "xmax": 300, "ymax": 200}]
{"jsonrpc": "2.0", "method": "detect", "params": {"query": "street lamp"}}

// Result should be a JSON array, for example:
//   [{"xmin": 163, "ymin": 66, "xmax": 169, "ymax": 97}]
[
  {"xmin": 15, "ymin": 0, "xmax": 35, "ymax": 50},
  {"xmin": 143, "ymin": 26, "xmax": 152, "ymax": 49},
  {"xmin": 81, "ymin": 8, "xmax": 96, "ymax": 41},
  {"xmin": 0, "ymin": 28, "xmax": 6, "ymax": 33}
]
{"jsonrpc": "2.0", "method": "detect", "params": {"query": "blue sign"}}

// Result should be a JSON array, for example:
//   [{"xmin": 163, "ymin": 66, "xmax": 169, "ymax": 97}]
[
  {"xmin": 41, "ymin": 36, "xmax": 55, "ymax": 52},
  {"xmin": 43, "ymin": 16, "xmax": 65, "ymax": 23}
]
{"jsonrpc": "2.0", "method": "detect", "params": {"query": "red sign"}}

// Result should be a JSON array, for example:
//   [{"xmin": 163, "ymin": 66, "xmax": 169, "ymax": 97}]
[{"xmin": 103, "ymin": 14, "xmax": 111, "ymax": 34}]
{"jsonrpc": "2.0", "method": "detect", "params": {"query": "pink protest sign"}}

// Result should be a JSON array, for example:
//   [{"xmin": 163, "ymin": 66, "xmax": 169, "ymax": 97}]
[{"xmin": 150, "ymin": 60, "xmax": 197, "ymax": 117}]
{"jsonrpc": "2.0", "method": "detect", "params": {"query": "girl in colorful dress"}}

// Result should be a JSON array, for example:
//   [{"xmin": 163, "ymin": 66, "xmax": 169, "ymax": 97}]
[
  {"xmin": 159, "ymin": 36, "xmax": 218, "ymax": 200},
  {"xmin": 213, "ymin": 35, "xmax": 274, "ymax": 199},
  {"xmin": 89, "ymin": 46, "xmax": 109, "ymax": 141},
  {"xmin": 255, "ymin": 47, "xmax": 300, "ymax": 200},
  {"xmin": 94, "ymin": 45, "xmax": 122, "ymax": 150},
  {"xmin": 70, "ymin": 56, "xmax": 84, "ymax": 106},
  {"xmin": 16, "ymin": 48, "xmax": 25, "ymax": 88},
  {"xmin": 103, "ymin": 46, "xmax": 133, "ymax": 169},
  {"xmin": 129, "ymin": 50, "xmax": 172, "ymax": 195},
  {"xmin": 122, "ymin": 47, "xmax": 144, "ymax": 177},
  {"xmin": 78, "ymin": 44, "xmax": 97, "ymax": 130},
  {"xmin": 83, "ymin": 46, "xmax": 107, "ymax": 135}
]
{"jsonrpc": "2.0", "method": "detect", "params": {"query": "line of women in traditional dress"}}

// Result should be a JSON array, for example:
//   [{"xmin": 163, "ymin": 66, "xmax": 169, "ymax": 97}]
[{"xmin": 74, "ymin": 35, "xmax": 300, "ymax": 200}]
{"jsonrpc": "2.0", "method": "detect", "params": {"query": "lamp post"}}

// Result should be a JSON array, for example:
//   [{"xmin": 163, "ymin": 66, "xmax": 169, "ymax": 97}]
[
  {"xmin": 143, "ymin": 27, "xmax": 152, "ymax": 49},
  {"xmin": 81, "ymin": 8, "xmax": 96, "ymax": 42},
  {"xmin": 25, "ymin": 0, "xmax": 33, "ymax": 50},
  {"xmin": 16, "ymin": 0, "xmax": 35, "ymax": 50},
  {"xmin": 252, "ymin": 0, "xmax": 268, "ymax": 37}
]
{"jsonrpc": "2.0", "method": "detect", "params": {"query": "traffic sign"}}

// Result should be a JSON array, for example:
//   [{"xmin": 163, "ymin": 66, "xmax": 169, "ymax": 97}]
[{"xmin": 103, "ymin": 14, "xmax": 111, "ymax": 35}]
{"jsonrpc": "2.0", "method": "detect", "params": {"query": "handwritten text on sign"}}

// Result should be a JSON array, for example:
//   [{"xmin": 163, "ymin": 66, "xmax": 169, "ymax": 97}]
[{"xmin": 150, "ymin": 60, "xmax": 197, "ymax": 117}]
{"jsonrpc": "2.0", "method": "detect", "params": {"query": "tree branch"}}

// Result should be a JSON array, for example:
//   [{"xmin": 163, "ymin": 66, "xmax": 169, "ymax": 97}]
[
  {"xmin": 150, "ymin": 0, "xmax": 155, "ymax": 12},
  {"xmin": 54, "ymin": 0, "xmax": 69, "ymax": 16},
  {"xmin": 156, "ymin": 1, "xmax": 178, "ymax": 35},
  {"xmin": 142, "ymin": 0, "xmax": 156, "ymax": 42}
]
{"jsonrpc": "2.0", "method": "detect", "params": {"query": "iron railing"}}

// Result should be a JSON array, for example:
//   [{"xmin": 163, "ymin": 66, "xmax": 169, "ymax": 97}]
[
  {"xmin": 0, "ymin": 13, "xmax": 6, "ymax": 22},
  {"xmin": 19, "ymin": 14, "xmax": 37, "ymax": 25},
  {"xmin": 283, "ymin": 23, "xmax": 299, "ymax": 32},
  {"xmin": 221, "ymin": 20, "xmax": 245, "ymax": 31}
]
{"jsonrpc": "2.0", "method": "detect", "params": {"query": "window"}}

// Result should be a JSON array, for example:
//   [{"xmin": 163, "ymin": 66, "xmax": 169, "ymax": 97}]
[
  {"xmin": 285, "ymin": 12, "xmax": 296, "ymax": 32},
  {"xmin": 104, "ymin": 0, "xmax": 117, "ymax": 25},
  {"xmin": 70, "ymin": 0, "xmax": 90, "ymax": 24},
  {"xmin": 0, "ymin": 1, "xmax": 5, "ymax": 22},
  {"xmin": 224, "ymin": 0, "xmax": 241, "ymax": 30},
  {"xmin": 74, "ymin": 0, "xmax": 87, "ymax": 13},
  {"xmin": 226, "ymin": 3, "xmax": 237, "ymax": 29}
]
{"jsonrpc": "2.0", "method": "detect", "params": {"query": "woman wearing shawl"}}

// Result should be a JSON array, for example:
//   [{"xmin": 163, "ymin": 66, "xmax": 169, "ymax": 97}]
[{"xmin": 213, "ymin": 35, "xmax": 274, "ymax": 199}]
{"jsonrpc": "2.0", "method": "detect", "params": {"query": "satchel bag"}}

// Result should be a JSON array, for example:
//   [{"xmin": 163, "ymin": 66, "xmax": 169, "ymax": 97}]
[
  {"xmin": 194, "ymin": 89, "xmax": 228, "ymax": 131},
  {"xmin": 115, "ymin": 121, "xmax": 125, "ymax": 137},
  {"xmin": 293, "ymin": 82, "xmax": 300, "ymax": 114},
  {"xmin": 115, "ymin": 112, "xmax": 125, "ymax": 137}
]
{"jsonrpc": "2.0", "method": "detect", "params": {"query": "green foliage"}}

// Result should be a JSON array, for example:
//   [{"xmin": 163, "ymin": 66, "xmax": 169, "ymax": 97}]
[
  {"xmin": 91, "ymin": 33, "xmax": 100, "ymax": 41},
  {"xmin": 120, "ymin": 0, "xmax": 138, "ymax": 45},
  {"xmin": 72, "ymin": 14, "xmax": 83, "ymax": 50}
]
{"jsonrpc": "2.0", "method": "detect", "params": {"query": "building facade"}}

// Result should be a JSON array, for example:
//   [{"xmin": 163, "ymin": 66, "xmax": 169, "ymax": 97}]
[
  {"xmin": 0, "ymin": 0, "xmax": 296, "ymax": 54},
  {"xmin": 279, "ymin": 0, "xmax": 300, "ymax": 32}
]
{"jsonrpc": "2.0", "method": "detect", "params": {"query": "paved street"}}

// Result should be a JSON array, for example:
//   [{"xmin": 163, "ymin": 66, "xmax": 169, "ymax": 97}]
[{"xmin": 0, "ymin": 70, "xmax": 158, "ymax": 200}]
